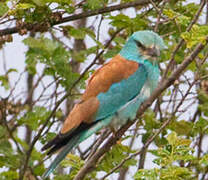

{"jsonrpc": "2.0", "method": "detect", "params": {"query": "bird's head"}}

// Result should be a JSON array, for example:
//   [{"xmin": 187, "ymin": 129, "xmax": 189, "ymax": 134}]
[{"xmin": 120, "ymin": 30, "xmax": 166, "ymax": 64}]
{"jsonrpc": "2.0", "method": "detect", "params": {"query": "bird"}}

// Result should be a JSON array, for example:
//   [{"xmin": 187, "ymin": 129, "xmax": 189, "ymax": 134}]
[{"xmin": 41, "ymin": 30, "xmax": 166, "ymax": 178}]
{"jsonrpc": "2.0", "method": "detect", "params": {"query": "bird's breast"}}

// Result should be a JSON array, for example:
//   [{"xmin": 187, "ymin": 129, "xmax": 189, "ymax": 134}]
[
  {"xmin": 140, "ymin": 81, "xmax": 151, "ymax": 98},
  {"xmin": 110, "ymin": 72, "xmax": 159, "ymax": 130},
  {"xmin": 110, "ymin": 92, "xmax": 145, "ymax": 129}
]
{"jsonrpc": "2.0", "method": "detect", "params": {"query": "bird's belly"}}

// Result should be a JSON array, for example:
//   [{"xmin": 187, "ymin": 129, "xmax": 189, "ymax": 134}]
[
  {"xmin": 140, "ymin": 81, "xmax": 151, "ymax": 98},
  {"xmin": 110, "ymin": 81, "xmax": 152, "ymax": 129},
  {"xmin": 110, "ymin": 93, "xmax": 146, "ymax": 129}
]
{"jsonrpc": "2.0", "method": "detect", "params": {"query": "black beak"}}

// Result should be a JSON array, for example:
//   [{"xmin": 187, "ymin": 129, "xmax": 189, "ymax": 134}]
[{"xmin": 148, "ymin": 47, "xmax": 160, "ymax": 57}]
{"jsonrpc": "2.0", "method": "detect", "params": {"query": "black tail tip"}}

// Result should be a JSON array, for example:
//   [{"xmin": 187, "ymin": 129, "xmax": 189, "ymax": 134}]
[{"xmin": 41, "ymin": 135, "xmax": 60, "ymax": 152}]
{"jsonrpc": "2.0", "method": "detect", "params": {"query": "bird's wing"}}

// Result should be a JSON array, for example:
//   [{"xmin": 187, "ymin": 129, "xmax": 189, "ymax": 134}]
[
  {"xmin": 60, "ymin": 54, "xmax": 147, "ymax": 134},
  {"xmin": 42, "ymin": 55, "xmax": 147, "ymax": 154}
]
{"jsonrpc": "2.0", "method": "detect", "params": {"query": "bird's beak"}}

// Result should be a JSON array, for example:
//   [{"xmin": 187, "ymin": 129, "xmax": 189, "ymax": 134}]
[
  {"xmin": 148, "ymin": 46, "xmax": 160, "ymax": 57},
  {"xmin": 139, "ymin": 45, "xmax": 161, "ymax": 62}
]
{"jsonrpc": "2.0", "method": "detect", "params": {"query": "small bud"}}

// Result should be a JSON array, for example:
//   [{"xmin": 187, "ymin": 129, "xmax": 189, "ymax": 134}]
[
  {"xmin": 174, "ymin": 79, "xmax": 179, "ymax": 86},
  {"xmin": 19, "ymin": 28, "xmax": 27, "ymax": 35},
  {"xmin": 201, "ymin": 80, "xmax": 208, "ymax": 95},
  {"xmin": 5, "ymin": 35, "xmax": 13, "ymax": 42}
]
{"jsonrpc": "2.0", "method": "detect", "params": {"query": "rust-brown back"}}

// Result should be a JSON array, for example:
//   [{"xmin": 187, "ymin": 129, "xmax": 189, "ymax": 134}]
[{"xmin": 61, "ymin": 55, "xmax": 139, "ymax": 134}]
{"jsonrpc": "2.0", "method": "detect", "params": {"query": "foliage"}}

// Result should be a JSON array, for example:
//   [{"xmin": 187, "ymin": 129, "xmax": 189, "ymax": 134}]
[
  {"xmin": 98, "ymin": 144, "xmax": 137, "ymax": 173},
  {"xmin": 0, "ymin": 0, "xmax": 208, "ymax": 180},
  {"xmin": 135, "ymin": 132, "xmax": 195, "ymax": 180}
]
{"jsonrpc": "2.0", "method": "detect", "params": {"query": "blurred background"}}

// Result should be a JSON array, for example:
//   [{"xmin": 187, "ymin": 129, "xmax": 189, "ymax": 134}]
[{"xmin": 1, "ymin": 0, "xmax": 208, "ymax": 179}]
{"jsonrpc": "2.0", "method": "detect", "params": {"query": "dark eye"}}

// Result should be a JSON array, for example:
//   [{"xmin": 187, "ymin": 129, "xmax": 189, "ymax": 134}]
[{"xmin": 134, "ymin": 40, "xmax": 146, "ymax": 51}]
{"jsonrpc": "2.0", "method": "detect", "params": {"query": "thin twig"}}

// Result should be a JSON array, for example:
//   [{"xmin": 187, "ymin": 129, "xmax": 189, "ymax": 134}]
[{"xmin": 0, "ymin": 0, "xmax": 20, "ymax": 22}]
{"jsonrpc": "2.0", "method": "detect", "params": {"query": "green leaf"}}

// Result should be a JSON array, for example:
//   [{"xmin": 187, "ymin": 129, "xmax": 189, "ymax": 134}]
[
  {"xmin": 16, "ymin": 3, "xmax": 36, "ymax": 9},
  {"xmin": 18, "ymin": 106, "xmax": 51, "ymax": 130},
  {"xmin": 98, "ymin": 144, "xmax": 136, "ymax": 173},
  {"xmin": 15, "ymin": 135, "xmax": 29, "ymax": 151},
  {"xmin": 167, "ymin": 131, "xmax": 177, "ymax": 146},
  {"xmin": 34, "ymin": 163, "xmax": 45, "ymax": 176},
  {"xmin": 24, "ymin": 36, "xmax": 79, "ymax": 89},
  {"xmin": 169, "ymin": 120, "xmax": 192, "ymax": 135},
  {"xmin": 0, "ymin": 126, "xmax": 6, "ymax": 138},
  {"xmin": 23, "ymin": 36, "xmax": 58, "ymax": 56},
  {"xmin": 160, "ymin": 166, "xmax": 192, "ymax": 179},
  {"xmin": 0, "ymin": 2, "xmax": 8, "ymax": 16},
  {"xmin": 61, "ymin": 154, "xmax": 84, "ymax": 169},
  {"xmin": 181, "ymin": 25, "xmax": 208, "ymax": 48},
  {"xmin": 0, "ymin": 75, "xmax": 9, "ymax": 90},
  {"xmin": 142, "ymin": 132, "xmax": 151, "ymax": 144},
  {"xmin": 103, "ymin": 46, "xmax": 121, "ymax": 59},
  {"xmin": 25, "ymin": 58, "xmax": 37, "ymax": 75},
  {"xmin": 0, "ymin": 68, "xmax": 17, "ymax": 89},
  {"xmin": 200, "ymin": 154, "xmax": 208, "ymax": 166},
  {"xmin": 193, "ymin": 117, "xmax": 208, "ymax": 133},
  {"xmin": 113, "ymin": 36, "xmax": 126, "ymax": 45},
  {"xmin": 110, "ymin": 14, "xmax": 132, "ymax": 29},
  {"xmin": 163, "ymin": 8, "xmax": 177, "ymax": 19},
  {"xmin": 7, "ymin": 68, "xmax": 17, "ymax": 74},
  {"xmin": 32, "ymin": 0, "xmax": 45, "ymax": 6},
  {"xmin": 44, "ymin": 0, "xmax": 72, "ymax": 3},
  {"xmin": 0, "ymin": 139, "xmax": 12, "ymax": 156},
  {"xmin": 134, "ymin": 169, "xmax": 158, "ymax": 180},
  {"xmin": 86, "ymin": 0, "xmax": 104, "ymax": 10},
  {"xmin": 40, "ymin": 132, "xmax": 56, "ymax": 144},
  {"xmin": 0, "ymin": 148, "xmax": 21, "ymax": 169},
  {"xmin": 143, "ymin": 109, "xmax": 160, "ymax": 131},
  {"xmin": 64, "ymin": 26, "xmax": 86, "ymax": 40},
  {"xmin": 60, "ymin": 154, "xmax": 84, "ymax": 179},
  {"xmin": 72, "ymin": 51, "xmax": 86, "ymax": 62},
  {"xmin": 135, "ymin": 165, "xmax": 193, "ymax": 179},
  {"xmin": 0, "ymin": 171, "xmax": 19, "ymax": 180},
  {"xmin": 31, "ymin": 147, "xmax": 44, "ymax": 162}
]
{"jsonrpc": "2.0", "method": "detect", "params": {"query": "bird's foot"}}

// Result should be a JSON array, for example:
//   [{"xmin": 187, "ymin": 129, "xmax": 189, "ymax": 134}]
[
  {"xmin": 110, "ymin": 126, "xmax": 117, "ymax": 136},
  {"xmin": 110, "ymin": 127, "xmax": 122, "ymax": 144}
]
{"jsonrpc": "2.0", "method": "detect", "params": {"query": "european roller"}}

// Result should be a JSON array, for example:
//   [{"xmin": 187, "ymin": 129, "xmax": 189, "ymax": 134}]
[{"xmin": 41, "ymin": 30, "xmax": 166, "ymax": 178}]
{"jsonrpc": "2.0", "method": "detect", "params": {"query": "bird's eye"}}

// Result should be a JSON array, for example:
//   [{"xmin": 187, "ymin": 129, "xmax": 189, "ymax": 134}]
[{"xmin": 134, "ymin": 40, "xmax": 146, "ymax": 51}]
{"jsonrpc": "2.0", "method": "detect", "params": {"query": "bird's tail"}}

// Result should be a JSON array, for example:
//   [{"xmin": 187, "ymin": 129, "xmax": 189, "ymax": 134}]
[
  {"xmin": 42, "ymin": 134, "xmax": 81, "ymax": 178},
  {"xmin": 42, "ymin": 116, "xmax": 112, "ymax": 179}
]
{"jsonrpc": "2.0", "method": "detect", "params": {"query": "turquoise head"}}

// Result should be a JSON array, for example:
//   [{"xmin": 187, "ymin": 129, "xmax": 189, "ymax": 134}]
[{"xmin": 120, "ymin": 30, "xmax": 166, "ymax": 63}]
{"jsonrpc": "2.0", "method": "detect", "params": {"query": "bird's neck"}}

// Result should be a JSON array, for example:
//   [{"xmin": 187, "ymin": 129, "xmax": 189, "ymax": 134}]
[
  {"xmin": 119, "ymin": 38, "xmax": 158, "ymax": 67},
  {"xmin": 143, "ymin": 60, "xmax": 159, "ymax": 78}
]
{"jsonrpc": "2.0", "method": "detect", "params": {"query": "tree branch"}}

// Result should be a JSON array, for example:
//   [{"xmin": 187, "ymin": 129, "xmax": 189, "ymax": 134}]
[
  {"xmin": 0, "ymin": 0, "xmax": 160, "ymax": 36},
  {"xmin": 73, "ymin": 38, "xmax": 208, "ymax": 180}
]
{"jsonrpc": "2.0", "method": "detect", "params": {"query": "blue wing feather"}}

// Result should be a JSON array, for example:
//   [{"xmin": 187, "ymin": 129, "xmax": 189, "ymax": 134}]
[{"xmin": 95, "ymin": 63, "xmax": 147, "ymax": 121}]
